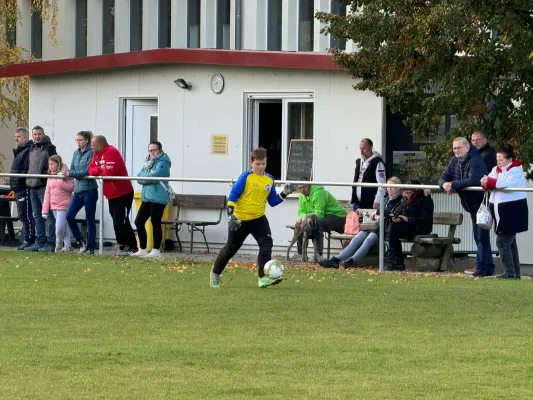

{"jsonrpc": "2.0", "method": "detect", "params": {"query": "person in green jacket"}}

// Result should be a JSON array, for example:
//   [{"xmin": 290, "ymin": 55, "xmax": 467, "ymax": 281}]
[{"xmin": 292, "ymin": 184, "xmax": 347, "ymax": 260}]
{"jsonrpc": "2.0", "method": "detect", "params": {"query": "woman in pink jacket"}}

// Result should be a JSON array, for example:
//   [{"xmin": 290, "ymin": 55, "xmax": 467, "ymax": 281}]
[{"xmin": 42, "ymin": 155, "xmax": 75, "ymax": 252}]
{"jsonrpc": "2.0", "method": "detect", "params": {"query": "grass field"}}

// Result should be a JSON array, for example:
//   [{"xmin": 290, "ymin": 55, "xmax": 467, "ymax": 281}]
[{"xmin": 1, "ymin": 251, "xmax": 533, "ymax": 399}]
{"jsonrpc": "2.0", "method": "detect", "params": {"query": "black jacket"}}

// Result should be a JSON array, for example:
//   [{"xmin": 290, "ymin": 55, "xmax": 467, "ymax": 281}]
[
  {"xmin": 26, "ymin": 136, "xmax": 57, "ymax": 189},
  {"xmin": 402, "ymin": 193, "xmax": 434, "ymax": 235},
  {"xmin": 10, "ymin": 140, "xmax": 33, "ymax": 191},
  {"xmin": 377, "ymin": 194, "xmax": 404, "ymax": 234},
  {"xmin": 478, "ymin": 143, "xmax": 496, "ymax": 173},
  {"xmin": 351, "ymin": 155, "xmax": 385, "ymax": 208},
  {"xmin": 438, "ymin": 146, "xmax": 487, "ymax": 214}
]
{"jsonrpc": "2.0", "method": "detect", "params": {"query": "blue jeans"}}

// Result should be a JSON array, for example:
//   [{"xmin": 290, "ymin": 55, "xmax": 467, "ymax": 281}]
[
  {"xmin": 66, "ymin": 189, "xmax": 98, "ymax": 250},
  {"xmin": 30, "ymin": 187, "xmax": 55, "ymax": 247},
  {"xmin": 470, "ymin": 212, "xmax": 495, "ymax": 275},
  {"xmin": 336, "ymin": 231, "xmax": 379, "ymax": 263}
]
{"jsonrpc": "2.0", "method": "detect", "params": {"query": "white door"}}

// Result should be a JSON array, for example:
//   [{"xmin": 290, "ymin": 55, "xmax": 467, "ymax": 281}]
[{"xmin": 124, "ymin": 99, "xmax": 158, "ymax": 222}]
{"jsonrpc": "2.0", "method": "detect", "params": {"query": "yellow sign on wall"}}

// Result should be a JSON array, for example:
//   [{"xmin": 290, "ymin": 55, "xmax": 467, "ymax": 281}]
[{"xmin": 211, "ymin": 135, "xmax": 228, "ymax": 155}]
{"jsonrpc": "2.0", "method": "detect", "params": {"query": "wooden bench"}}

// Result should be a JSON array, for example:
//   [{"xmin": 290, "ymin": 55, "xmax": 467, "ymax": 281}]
[
  {"xmin": 162, "ymin": 194, "xmax": 227, "ymax": 253},
  {"xmin": 330, "ymin": 212, "xmax": 463, "ymax": 271}
]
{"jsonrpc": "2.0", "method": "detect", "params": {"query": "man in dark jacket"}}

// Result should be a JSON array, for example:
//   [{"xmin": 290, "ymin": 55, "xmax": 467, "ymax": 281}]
[
  {"xmin": 10, "ymin": 127, "xmax": 35, "ymax": 250},
  {"xmin": 439, "ymin": 137, "xmax": 495, "ymax": 277},
  {"xmin": 24, "ymin": 126, "xmax": 57, "ymax": 253},
  {"xmin": 472, "ymin": 131, "xmax": 496, "ymax": 173},
  {"xmin": 351, "ymin": 138, "xmax": 386, "ymax": 210}
]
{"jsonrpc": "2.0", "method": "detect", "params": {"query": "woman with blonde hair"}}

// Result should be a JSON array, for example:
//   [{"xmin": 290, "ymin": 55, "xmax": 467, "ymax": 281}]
[{"xmin": 42, "ymin": 155, "xmax": 74, "ymax": 252}]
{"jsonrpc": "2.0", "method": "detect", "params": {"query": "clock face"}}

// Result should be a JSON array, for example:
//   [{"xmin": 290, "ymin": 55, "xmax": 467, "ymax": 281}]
[{"xmin": 210, "ymin": 73, "xmax": 224, "ymax": 94}]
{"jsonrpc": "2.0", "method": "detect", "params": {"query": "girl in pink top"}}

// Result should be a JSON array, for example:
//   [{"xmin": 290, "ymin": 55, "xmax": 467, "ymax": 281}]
[{"xmin": 42, "ymin": 155, "xmax": 75, "ymax": 252}]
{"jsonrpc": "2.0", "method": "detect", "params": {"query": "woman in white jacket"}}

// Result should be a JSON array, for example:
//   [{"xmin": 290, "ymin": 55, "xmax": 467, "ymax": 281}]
[{"xmin": 481, "ymin": 145, "xmax": 528, "ymax": 279}]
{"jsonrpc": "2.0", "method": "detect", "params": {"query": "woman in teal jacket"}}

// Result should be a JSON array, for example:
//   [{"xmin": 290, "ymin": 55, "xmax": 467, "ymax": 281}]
[{"xmin": 132, "ymin": 141, "xmax": 172, "ymax": 258}]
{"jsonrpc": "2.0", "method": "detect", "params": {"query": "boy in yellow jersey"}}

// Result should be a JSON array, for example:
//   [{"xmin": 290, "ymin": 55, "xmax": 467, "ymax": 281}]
[{"xmin": 210, "ymin": 148, "xmax": 296, "ymax": 288}]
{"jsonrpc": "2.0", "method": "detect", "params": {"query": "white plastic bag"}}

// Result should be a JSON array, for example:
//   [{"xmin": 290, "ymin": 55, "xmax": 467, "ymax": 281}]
[{"xmin": 476, "ymin": 192, "xmax": 493, "ymax": 230}]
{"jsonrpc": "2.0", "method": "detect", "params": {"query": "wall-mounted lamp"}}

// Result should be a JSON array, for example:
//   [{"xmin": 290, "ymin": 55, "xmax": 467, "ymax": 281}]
[{"xmin": 174, "ymin": 78, "xmax": 192, "ymax": 90}]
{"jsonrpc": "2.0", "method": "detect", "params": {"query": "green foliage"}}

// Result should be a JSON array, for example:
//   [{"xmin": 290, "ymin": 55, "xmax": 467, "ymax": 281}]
[{"xmin": 317, "ymin": 0, "xmax": 533, "ymax": 178}]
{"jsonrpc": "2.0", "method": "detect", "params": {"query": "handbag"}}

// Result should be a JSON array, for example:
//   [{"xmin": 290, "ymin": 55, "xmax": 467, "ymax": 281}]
[
  {"xmin": 476, "ymin": 192, "xmax": 493, "ymax": 230},
  {"xmin": 344, "ymin": 211, "xmax": 361, "ymax": 235},
  {"xmin": 159, "ymin": 181, "xmax": 175, "ymax": 204}
]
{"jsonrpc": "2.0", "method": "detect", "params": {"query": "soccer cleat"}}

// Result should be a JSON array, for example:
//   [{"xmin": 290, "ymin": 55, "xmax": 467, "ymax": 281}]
[
  {"xmin": 258, "ymin": 276, "xmax": 283, "ymax": 288},
  {"xmin": 210, "ymin": 271, "xmax": 221, "ymax": 288}
]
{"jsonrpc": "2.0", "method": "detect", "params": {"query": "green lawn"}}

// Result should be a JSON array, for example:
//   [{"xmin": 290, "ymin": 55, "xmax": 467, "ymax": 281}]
[{"xmin": 1, "ymin": 251, "xmax": 533, "ymax": 399}]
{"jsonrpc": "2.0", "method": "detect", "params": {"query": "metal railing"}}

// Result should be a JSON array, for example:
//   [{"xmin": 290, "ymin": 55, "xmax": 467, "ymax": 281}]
[{"xmin": 1, "ymin": 172, "xmax": 531, "ymax": 272}]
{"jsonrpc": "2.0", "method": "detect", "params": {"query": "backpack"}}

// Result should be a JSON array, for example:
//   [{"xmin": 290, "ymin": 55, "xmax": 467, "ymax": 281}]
[
  {"xmin": 159, "ymin": 181, "xmax": 175, "ymax": 204},
  {"xmin": 344, "ymin": 211, "xmax": 361, "ymax": 235}
]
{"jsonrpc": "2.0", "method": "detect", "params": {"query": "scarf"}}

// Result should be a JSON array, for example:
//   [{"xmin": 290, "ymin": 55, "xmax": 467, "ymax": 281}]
[
  {"xmin": 142, "ymin": 153, "xmax": 165, "ymax": 172},
  {"xmin": 387, "ymin": 190, "xmax": 403, "ymax": 203}
]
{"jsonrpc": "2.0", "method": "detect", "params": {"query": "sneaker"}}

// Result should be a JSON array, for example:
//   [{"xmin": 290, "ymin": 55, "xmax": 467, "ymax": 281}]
[
  {"xmin": 342, "ymin": 258, "xmax": 355, "ymax": 268},
  {"xmin": 485, "ymin": 273, "xmax": 518, "ymax": 279},
  {"xmin": 464, "ymin": 267, "xmax": 476, "ymax": 275},
  {"xmin": 38, "ymin": 244, "xmax": 55, "ymax": 253},
  {"xmin": 130, "ymin": 249, "xmax": 149, "ymax": 257},
  {"xmin": 117, "ymin": 246, "xmax": 137, "ymax": 256},
  {"xmin": 24, "ymin": 243, "xmax": 42, "ymax": 252},
  {"xmin": 78, "ymin": 240, "xmax": 87, "ymax": 253},
  {"xmin": 82, "ymin": 248, "xmax": 95, "ymax": 255},
  {"xmin": 144, "ymin": 249, "xmax": 161, "ymax": 258},
  {"xmin": 471, "ymin": 270, "xmax": 487, "ymax": 278},
  {"xmin": 258, "ymin": 276, "xmax": 283, "ymax": 288},
  {"xmin": 59, "ymin": 246, "xmax": 73, "ymax": 252},
  {"xmin": 17, "ymin": 242, "xmax": 32, "ymax": 251},
  {"xmin": 318, "ymin": 258, "xmax": 340, "ymax": 269},
  {"xmin": 55, "ymin": 244, "xmax": 64, "ymax": 252},
  {"xmin": 210, "ymin": 271, "xmax": 221, "ymax": 288}
]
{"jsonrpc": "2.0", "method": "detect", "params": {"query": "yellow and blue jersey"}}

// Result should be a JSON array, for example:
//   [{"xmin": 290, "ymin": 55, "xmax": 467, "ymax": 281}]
[{"xmin": 228, "ymin": 170, "xmax": 284, "ymax": 221}]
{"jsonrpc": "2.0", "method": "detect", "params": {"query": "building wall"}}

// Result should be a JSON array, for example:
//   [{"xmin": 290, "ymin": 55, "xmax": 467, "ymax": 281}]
[{"xmin": 29, "ymin": 64, "xmax": 383, "ymax": 248}]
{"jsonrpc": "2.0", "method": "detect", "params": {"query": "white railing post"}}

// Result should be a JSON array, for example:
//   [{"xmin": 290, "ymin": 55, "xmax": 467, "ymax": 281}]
[
  {"xmin": 98, "ymin": 178, "xmax": 104, "ymax": 255},
  {"xmin": 379, "ymin": 183, "xmax": 386, "ymax": 273}
]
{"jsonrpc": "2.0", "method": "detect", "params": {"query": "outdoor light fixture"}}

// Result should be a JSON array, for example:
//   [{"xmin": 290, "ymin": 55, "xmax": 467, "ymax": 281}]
[{"xmin": 174, "ymin": 78, "xmax": 192, "ymax": 90}]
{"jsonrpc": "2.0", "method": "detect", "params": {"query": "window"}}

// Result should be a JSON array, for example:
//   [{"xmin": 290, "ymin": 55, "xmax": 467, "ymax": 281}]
[
  {"xmin": 158, "ymin": 0, "xmax": 171, "ymax": 48},
  {"xmin": 130, "ymin": 0, "xmax": 142, "ymax": 51},
  {"xmin": 298, "ymin": 0, "xmax": 314, "ymax": 51},
  {"xmin": 216, "ymin": 0, "xmax": 230, "ymax": 49},
  {"xmin": 75, "ymin": 0, "xmax": 87, "ymax": 57},
  {"xmin": 5, "ymin": 16, "xmax": 16, "ymax": 47},
  {"xmin": 187, "ymin": 0, "xmax": 200, "ymax": 48},
  {"xmin": 329, "ymin": 1, "xmax": 346, "ymax": 50},
  {"xmin": 245, "ymin": 93, "xmax": 314, "ymax": 180},
  {"xmin": 31, "ymin": 10, "xmax": 43, "ymax": 58},
  {"xmin": 150, "ymin": 116, "xmax": 158, "ymax": 142},
  {"xmin": 102, "ymin": 0, "xmax": 115, "ymax": 54},
  {"xmin": 267, "ymin": 0, "xmax": 282, "ymax": 51}
]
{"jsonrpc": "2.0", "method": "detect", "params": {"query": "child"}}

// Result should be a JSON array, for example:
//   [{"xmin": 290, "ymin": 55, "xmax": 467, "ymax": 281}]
[
  {"xmin": 42, "ymin": 155, "xmax": 75, "ymax": 252},
  {"xmin": 210, "ymin": 147, "xmax": 296, "ymax": 288}
]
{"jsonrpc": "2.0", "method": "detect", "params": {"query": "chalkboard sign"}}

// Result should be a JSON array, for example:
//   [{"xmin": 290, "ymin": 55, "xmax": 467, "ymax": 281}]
[{"xmin": 286, "ymin": 139, "xmax": 313, "ymax": 181}]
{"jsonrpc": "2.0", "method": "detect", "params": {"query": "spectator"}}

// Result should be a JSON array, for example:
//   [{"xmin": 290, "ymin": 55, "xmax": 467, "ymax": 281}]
[
  {"xmin": 88, "ymin": 135, "xmax": 138, "ymax": 255},
  {"xmin": 292, "ymin": 182, "xmax": 347, "ymax": 261},
  {"xmin": 351, "ymin": 138, "xmax": 386, "ymax": 210},
  {"xmin": 24, "ymin": 126, "xmax": 57, "ymax": 252},
  {"xmin": 472, "ymin": 131, "xmax": 497, "ymax": 173},
  {"xmin": 42, "ymin": 155, "xmax": 74, "ymax": 252},
  {"xmin": 65, "ymin": 131, "xmax": 98, "ymax": 255},
  {"xmin": 439, "ymin": 137, "xmax": 495, "ymax": 277},
  {"xmin": 481, "ymin": 145, "xmax": 528, "ymax": 279},
  {"xmin": 320, "ymin": 177, "xmax": 404, "ymax": 269},
  {"xmin": 132, "ymin": 141, "xmax": 172, "ymax": 258},
  {"xmin": 10, "ymin": 127, "xmax": 35, "ymax": 250},
  {"xmin": 386, "ymin": 180, "xmax": 434, "ymax": 271}
]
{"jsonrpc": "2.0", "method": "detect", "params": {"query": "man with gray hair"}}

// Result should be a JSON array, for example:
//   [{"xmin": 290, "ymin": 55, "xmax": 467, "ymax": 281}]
[
  {"xmin": 10, "ymin": 127, "xmax": 35, "ymax": 249},
  {"xmin": 439, "ymin": 136, "xmax": 494, "ymax": 277}
]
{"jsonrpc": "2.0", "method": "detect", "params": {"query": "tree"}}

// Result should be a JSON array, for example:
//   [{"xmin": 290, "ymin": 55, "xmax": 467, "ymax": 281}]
[
  {"xmin": 317, "ymin": 0, "xmax": 533, "ymax": 179},
  {"xmin": 0, "ymin": 0, "xmax": 58, "ymax": 127}
]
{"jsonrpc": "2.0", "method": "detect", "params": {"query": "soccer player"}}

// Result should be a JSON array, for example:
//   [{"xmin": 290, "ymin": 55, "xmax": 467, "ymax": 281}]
[{"xmin": 210, "ymin": 147, "xmax": 296, "ymax": 288}]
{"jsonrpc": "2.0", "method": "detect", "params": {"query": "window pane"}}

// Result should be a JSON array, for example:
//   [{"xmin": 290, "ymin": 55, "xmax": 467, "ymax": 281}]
[
  {"xmin": 216, "ymin": 0, "xmax": 230, "ymax": 49},
  {"xmin": 75, "ymin": 0, "xmax": 88, "ymax": 57},
  {"xmin": 31, "ymin": 10, "xmax": 43, "ymax": 58},
  {"xmin": 187, "ymin": 0, "xmax": 200, "ymax": 48},
  {"xmin": 158, "ymin": 0, "xmax": 171, "ymax": 48},
  {"xmin": 298, "ymin": 0, "xmax": 314, "ymax": 51},
  {"xmin": 330, "ymin": 0, "xmax": 346, "ymax": 50},
  {"xmin": 150, "ymin": 116, "xmax": 158, "ymax": 142},
  {"xmin": 288, "ymin": 103, "xmax": 314, "ymax": 142},
  {"xmin": 130, "ymin": 0, "xmax": 142, "ymax": 51},
  {"xmin": 267, "ymin": 0, "xmax": 282, "ymax": 51},
  {"xmin": 102, "ymin": 0, "xmax": 115, "ymax": 54}
]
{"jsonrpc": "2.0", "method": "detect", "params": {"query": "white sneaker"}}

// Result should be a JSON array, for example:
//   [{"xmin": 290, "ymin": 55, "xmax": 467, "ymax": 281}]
[
  {"xmin": 59, "ymin": 246, "xmax": 73, "ymax": 252},
  {"xmin": 144, "ymin": 249, "xmax": 161, "ymax": 258},
  {"xmin": 130, "ymin": 249, "xmax": 149, "ymax": 257}
]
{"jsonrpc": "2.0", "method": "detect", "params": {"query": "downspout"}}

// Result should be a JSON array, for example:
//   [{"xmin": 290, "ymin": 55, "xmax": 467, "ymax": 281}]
[{"xmin": 235, "ymin": 0, "xmax": 242, "ymax": 50}]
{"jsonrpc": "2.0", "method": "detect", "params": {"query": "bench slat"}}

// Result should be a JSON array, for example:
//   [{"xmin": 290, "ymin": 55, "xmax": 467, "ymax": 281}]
[{"xmin": 433, "ymin": 212, "xmax": 463, "ymax": 225}]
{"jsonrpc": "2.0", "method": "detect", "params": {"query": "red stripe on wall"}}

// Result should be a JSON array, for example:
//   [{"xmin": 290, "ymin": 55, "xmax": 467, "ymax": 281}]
[{"xmin": 0, "ymin": 48, "xmax": 343, "ymax": 78}]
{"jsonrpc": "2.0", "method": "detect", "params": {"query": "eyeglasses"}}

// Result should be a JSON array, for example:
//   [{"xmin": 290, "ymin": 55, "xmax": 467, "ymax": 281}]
[
  {"xmin": 453, "ymin": 145, "xmax": 466, "ymax": 151},
  {"xmin": 148, "ymin": 149, "xmax": 159, "ymax": 152}
]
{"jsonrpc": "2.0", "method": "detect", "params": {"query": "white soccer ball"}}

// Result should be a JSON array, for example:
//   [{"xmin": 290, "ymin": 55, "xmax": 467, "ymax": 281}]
[{"xmin": 264, "ymin": 259, "xmax": 285, "ymax": 279}]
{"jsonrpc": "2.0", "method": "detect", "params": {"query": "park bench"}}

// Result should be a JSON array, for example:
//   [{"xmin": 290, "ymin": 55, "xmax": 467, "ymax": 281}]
[{"xmin": 161, "ymin": 194, "xmax": 227, "ymax": 253}]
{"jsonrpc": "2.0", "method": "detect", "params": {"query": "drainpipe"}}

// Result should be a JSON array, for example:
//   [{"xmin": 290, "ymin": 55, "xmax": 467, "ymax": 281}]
[{"xmin": 235, "ymin": 0, "xmax": 242, "ymax": 50}]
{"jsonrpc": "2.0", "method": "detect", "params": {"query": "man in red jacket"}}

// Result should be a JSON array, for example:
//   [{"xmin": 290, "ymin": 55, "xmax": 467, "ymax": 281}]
[{"xmin": 88, "ymin": 135, "xmax": 138, "ymax": 255}]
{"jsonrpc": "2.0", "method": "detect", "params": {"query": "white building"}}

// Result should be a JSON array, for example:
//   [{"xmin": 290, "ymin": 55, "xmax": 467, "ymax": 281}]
[{"xmin": 2, "ymin": 0, "xmax": 532, "ymax": 262}]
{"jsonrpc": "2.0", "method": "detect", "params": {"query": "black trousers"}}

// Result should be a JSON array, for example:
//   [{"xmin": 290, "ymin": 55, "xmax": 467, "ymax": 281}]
[
  {"xmin": 387, "ymin": 221, "xmax": 417, "ymax": 265},
  {"xmin": 297, "ymin": 214, "xmax": 346, "ymax": 255},
  {"xmin": 134, "ymin": 201, "xmax": 166, "ymax": 249},
  {"xmin": 108, "ymin": 191, "xmax": 137, "ymax": 249},
  {"xmin": 213, "ymin": 215, "xmax": 273, "ymax": 277},
  {"xmin": 15, "ymin": 189, "xmax": 35, "ymax": 244}
]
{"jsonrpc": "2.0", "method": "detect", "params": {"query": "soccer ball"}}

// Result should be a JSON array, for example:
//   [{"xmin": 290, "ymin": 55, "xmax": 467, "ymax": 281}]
[{"xmin": 264, "ymin": 259, "xmax": 285, "ymax": 279}]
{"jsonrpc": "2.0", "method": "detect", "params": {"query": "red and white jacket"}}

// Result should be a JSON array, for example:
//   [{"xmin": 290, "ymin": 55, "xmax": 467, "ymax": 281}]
[{"xmin": 88, "ymin": 144, "xmax": 133, "ymax": 200}]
